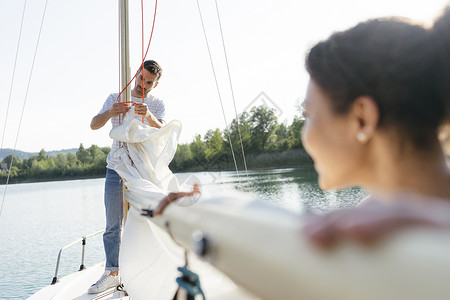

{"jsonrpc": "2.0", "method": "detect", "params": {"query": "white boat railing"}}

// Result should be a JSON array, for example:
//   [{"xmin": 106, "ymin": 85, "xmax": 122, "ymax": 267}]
[{"xmin": 51, "ymin": 229, "xmax": 105, "ymax": 285}]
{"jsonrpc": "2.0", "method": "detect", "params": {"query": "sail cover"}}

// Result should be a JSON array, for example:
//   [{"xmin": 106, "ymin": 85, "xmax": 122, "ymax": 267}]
[
  {"xmin": 109, "ymin": 114, "xmax": 184, "ymax": 209},
  {"xmin": 108, "ymin": 114, "xmax": 247, "ymax": 300},
  {"xmin": 110, "ymin": 115, "xmax": 187, "ymax": 299}
]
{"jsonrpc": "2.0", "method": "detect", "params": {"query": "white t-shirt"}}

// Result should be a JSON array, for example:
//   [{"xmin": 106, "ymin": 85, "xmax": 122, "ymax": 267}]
[{"xmin": 98, "ymin": 93, "xmax": 165, "ymax": 169}]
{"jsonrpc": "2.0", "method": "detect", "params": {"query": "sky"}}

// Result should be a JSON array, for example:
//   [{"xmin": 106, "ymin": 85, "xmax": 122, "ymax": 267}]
[{"xmin": 0, "ymin": 0, "xmax": 448, "ymax": 153}]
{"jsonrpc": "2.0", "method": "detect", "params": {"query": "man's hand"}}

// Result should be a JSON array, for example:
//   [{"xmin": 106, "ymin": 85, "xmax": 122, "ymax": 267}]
[
  {"xmin": 110, "ymin": 102, "xmax": 132, "ymax": 117},
  {"xmin": 91, "ymin": 102, "xmax": 131, "ymax": 130},
  {"xmin": 134, "ymin": 103, "xmax": 163, "ymax": 128},
  {"xmin": 134, "ymin": 103, "xmax": 150, "ymax": 118}
]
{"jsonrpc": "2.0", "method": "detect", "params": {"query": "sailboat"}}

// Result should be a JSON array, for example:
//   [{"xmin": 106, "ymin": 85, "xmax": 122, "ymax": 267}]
[
  {"xmin": 26, "ymin": 1, "xmax": 450, "ymax": 299},
  {"xmin": 28, "ymin": 115, "xmax": 450, "ymax": 300}
]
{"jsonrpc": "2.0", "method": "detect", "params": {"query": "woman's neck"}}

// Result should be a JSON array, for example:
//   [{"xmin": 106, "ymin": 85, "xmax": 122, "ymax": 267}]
[{"xmin": 366, "ymin": 137, "xmax": 450, "ymax": 200}]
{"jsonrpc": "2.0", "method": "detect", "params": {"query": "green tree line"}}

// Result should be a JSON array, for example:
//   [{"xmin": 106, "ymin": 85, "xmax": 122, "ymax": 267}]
[
  {"xmin": 1, "ymin": 105, "xmax": 312, "ymax": 183},
  {"xmin": 170, "ymin": 105, "xmax": 312, "ymax": 171},
  {"xmin": 0, "ymin": 144, "xmax": 110, "ymax": 183}
]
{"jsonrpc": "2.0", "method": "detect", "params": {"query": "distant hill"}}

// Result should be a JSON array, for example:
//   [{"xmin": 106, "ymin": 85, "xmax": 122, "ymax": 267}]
[{"xmin": 0, "ymin": 148, "xmax": 78, "ymax": 161}]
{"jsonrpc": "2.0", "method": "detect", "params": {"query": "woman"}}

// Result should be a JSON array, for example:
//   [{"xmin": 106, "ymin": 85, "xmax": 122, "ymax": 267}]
[{"xmin": 301, "ymin": 7, "xmax": 450, "ymax": 248}]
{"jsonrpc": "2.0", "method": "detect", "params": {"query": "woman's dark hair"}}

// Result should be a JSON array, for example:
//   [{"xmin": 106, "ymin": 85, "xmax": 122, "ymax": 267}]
[{"xmin": 305, "ymin": 7, "xmax": 450, "ymax": 148}]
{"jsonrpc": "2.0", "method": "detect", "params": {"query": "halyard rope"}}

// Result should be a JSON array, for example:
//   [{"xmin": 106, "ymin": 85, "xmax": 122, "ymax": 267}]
[{"xmin": 116, "ymin": 0, "xmax": 158, "ymax": 107}]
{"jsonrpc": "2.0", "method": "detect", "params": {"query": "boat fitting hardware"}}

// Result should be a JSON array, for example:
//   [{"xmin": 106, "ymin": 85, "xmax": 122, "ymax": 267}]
[
  {"xmin": 141, "ymin": 208, "xmax": 154, "ymax": 217},
  {"xmin": 191, "ymin": 231, "xmax": 210, "ymax": 258}
]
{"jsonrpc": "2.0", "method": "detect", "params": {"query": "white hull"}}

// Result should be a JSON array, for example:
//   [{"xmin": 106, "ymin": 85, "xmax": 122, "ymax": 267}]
[
  {"xmin": 125, "ymin": 190, "xmax": 450, "ymax": 300},
  {"xmin": 30, "ymin": 189, "xmax": 450, "ymax": 300},
  {"xmin": 119, "ymin": 205, "xmax": 258, "ymax": 300}
]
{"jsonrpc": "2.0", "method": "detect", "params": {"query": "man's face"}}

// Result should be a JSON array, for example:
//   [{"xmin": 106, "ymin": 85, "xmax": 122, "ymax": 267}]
[{"xmin": 132, "ymin": 68, "xmax": 159, "ymax": 97}]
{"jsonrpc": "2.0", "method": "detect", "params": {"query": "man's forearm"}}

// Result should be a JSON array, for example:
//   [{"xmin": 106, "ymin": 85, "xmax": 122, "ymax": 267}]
[
  {"xmin": 146, "ymin": 113, "xmax": 163, "ymax": 128},
  {"xmin": 91, "ymin": 111, "xmax": 112, "ymax": 130}
]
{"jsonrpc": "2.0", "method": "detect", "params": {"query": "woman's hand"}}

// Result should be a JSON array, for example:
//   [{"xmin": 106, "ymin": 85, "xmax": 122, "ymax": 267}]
[
  {"xmin": 302, "ymin": 197, "xmax": 448, "ymax": 249},
  {"xmin": 153, "ymin": 184, "xmax": 201, "ymax": 216}
]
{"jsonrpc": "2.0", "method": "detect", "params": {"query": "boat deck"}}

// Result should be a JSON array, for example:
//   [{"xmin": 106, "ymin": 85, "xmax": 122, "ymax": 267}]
[{"xmin": 29, "ymin": 263, "xmax": 129, "ymax": 300}]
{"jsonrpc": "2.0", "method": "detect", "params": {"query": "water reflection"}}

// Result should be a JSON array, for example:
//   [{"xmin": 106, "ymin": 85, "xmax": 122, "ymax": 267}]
[
  {"xmin": 0, "ymin": 168, "xmax": 367, "ymax": 299},
  {"xmin": 207, "ymin": 167, "xmax": 366, "ymax": 214}
]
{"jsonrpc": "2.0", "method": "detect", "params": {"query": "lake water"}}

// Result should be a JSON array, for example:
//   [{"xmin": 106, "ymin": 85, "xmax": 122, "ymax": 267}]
[{"xmin": 0, "ymin": 167, "xmax": 365, "ymax": 299}]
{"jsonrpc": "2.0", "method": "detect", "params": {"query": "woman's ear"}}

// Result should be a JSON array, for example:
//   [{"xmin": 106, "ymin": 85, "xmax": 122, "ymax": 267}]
[{"xmin": 351, "ymin": 96, "xmax": 379, "ymax": 143}]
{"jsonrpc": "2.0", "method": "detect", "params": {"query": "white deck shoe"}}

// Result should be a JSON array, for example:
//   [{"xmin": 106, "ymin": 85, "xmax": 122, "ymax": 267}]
[{"xmin": 87, "ymin": 271, "xmax": 120, "ymax": 294}]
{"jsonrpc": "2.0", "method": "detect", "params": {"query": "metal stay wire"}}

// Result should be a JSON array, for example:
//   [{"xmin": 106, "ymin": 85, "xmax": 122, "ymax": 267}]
[
  {"xmin": 0, "ymin": 0, "xmax": 49, "ymax": 218},
  {"xmin": 0, "ymin": 0, "xmax": 27, "ymax": 161},
  {"xmin": 213, "ymin": 0, "xmax": 250, "ymax": 182},
  {"xmin": 195, "ymin": 0, "xmax": 241, "ymax": 182}
]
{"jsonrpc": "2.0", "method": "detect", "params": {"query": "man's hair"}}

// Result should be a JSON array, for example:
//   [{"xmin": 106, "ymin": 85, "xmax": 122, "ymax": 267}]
[{"xmin": 141, "ymin": 60, "xmax": 163, "ymax": 81}]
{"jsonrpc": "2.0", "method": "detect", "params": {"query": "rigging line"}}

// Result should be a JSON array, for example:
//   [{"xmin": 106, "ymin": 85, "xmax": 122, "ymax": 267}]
[
  {"xmin": 116, "ymin": 0, "xmax": 158, "ymax": 104},
  {"xmin": 213, "ymin": 0, "xmax": 249, "ymax": 182},
  {"xmin": 0, "ymin": 0, "xmax": 49, "ymax": 218},
  {"xmin": 195, "ymin": 0, "xmax": 241, "ymax": 181},
  {"xmin": 0, "ymin": 0, "xmax": 28, "ymax": 159}
]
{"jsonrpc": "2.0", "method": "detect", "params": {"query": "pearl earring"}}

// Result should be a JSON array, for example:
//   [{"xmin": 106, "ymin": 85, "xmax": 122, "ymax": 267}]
[{"xmin": 356, "ymin": 132, "xmax": 367, "ymax": 142}]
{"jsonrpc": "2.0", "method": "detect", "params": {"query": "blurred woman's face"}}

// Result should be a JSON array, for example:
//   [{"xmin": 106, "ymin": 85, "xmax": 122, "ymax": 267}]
[{"xmin": 301, "ymin": 80, "xmax": 366, "ymax": 190}]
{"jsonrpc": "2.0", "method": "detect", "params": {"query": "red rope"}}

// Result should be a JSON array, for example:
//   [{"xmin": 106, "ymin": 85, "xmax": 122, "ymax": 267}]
[
  {"xmin": 119, "ymin": 177, "xmax": 123, "ymax": 245},
  {"xmin": 141, "ymin": 0, "xmax": 144, "ymax": 123},
  {"xmin": 93, "ymin": 288, "xmax": 117, "ymax": 300},
  {"xmin": 118, "ymin": 0, "xmax": 122, "ymax": 126},
  {"xmin": 116, "ymin": 0, "xmax": 158, "ymax": 108}
]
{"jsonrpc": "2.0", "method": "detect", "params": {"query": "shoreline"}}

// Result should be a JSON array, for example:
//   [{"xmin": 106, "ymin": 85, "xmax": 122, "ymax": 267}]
[{"xmin": 3, "ymin": 151, "xmax": 448, "ymax": 186}]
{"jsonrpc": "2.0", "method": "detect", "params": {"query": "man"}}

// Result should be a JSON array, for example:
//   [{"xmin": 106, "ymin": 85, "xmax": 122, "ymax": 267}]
[{"xmin": 88, "ymin": 60, "xmax": 165, "ymax": 294}]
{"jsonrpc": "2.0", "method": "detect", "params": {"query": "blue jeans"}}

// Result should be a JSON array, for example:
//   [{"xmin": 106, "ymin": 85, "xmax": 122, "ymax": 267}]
[{"xmin": 103, "ymin": 168, "xmax": 123, "ymax": 272}]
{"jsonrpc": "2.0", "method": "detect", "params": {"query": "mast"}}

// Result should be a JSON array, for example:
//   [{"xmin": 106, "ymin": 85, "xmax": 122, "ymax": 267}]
[
  {"xmin": 120, "ymin": 0, "xmax": 131, "ymax": 102},
  {"xmin": 119, "ymin": 0, "xmax": 131, "ymax": 222}
]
